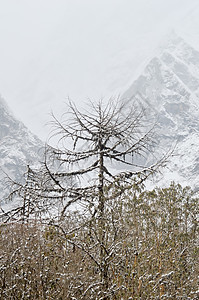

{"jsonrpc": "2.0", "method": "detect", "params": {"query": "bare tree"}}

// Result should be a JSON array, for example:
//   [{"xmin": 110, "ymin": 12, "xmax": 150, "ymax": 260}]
[
  {"xmin": 42, "ymin": 99, "xmax": 165, "ymax": 212},
  {"xmin": 1, "ymin": 99, "xmax": 169, "ymax": 297}
]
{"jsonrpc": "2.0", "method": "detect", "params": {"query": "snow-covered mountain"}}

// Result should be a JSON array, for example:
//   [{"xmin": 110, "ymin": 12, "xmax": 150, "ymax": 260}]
[
  {"xmin": 123, "ymin": 35, "xmax": 199, "ymax": 189},
  {"xmin": 0, "ymin": 95, "xmax": 43, "ymax": 200},
  {"xmin": 1, "ymin": 33, "xmax": 199, "ymax": 195}
]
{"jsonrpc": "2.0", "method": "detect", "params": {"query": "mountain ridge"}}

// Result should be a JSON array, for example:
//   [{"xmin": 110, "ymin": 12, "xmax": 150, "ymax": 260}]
[
  {"xmin": 122, "ymin": 35, "xmax": 199, "ymax": 189},
  {"xmin": 0, "ymin": 94, "xmax": 43, "ymax": 201}
]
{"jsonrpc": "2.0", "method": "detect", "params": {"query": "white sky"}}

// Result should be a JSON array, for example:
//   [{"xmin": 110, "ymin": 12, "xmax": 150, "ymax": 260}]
[{"xmin": 0, "ymin": 0, "xmax": 199, "ymax": 140}]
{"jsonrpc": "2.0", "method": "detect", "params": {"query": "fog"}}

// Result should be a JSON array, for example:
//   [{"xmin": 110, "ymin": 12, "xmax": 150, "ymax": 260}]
[{"xmin": 0, "ymin": 0, "xmax": 198, "ymax": 140}]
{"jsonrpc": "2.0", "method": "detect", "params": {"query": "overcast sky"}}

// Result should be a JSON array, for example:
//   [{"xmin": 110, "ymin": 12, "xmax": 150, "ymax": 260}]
[{"xmin": 0, "ymin": 0, "xmax": 199, "ymax": 140}]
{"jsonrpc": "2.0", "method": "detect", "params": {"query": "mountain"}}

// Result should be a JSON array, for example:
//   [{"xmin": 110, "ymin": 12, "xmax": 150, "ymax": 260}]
[
  {"xmin": 1, "ymin": 33, "xmax": 199, "ymax": 196},
  {"xmin": 122, "ymin": 35, "xmax": 199, "ymax": 190},
  {"xmin": 0, "ymin": 95, "xmax": 43, "ymax": 201}
]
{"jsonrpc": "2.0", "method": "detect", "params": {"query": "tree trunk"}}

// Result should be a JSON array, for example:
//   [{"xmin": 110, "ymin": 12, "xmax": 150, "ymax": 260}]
[{"xmin": 98, "ymin": 138, "xmax": 109, "ymax": 294}]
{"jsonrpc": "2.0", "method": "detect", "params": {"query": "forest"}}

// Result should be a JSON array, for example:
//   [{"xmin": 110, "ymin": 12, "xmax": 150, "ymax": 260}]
[{"xmin": 0, "ymin": 100, "xmax": 198, "ymax": 299}]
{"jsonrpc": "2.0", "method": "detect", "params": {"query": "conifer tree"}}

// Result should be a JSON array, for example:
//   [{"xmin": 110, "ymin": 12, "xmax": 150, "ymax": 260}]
[{"xmin": 1, "ymin": 99, "xmax": 169, "ymax": 297}]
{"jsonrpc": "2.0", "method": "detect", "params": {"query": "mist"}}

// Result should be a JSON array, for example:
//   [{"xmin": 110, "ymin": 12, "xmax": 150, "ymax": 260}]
[{"xmin": 0, "ymin": 0, "xmax": 198, "ymax": 140}]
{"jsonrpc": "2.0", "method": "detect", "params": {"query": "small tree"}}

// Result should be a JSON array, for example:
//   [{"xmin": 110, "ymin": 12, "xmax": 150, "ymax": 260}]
[{"xmin": 2, "ymin": 99, "xmax": 169, "ymax": 297}]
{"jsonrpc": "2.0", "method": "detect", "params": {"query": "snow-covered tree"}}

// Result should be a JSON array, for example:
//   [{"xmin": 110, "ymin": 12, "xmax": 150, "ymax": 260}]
[{"xmin": 1, "ymin": 99, "xmax": 169, "ymax": 297}]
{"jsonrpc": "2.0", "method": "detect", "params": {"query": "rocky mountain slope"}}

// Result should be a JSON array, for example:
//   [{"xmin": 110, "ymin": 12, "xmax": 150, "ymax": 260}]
[
  {"xmin": 0, "ymin": 95, "xmax": 43, "ymax": 201},
  {"xmin": 123, "ymin": 35, "xmax": 199, "ymax": 189}
]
